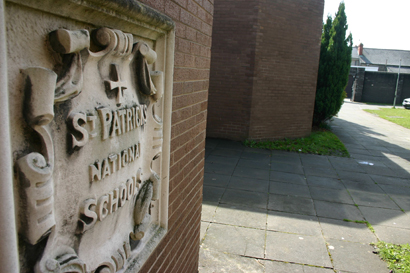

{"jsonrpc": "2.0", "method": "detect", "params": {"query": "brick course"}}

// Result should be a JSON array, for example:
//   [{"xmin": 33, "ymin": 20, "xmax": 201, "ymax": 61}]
[
  {"xmin": 136, "ymin": 0, "xmax": 212, "ymax": 272},
  {"xmin": 207, "ymin": 0, "xmax": 324, "ymax": 141}
]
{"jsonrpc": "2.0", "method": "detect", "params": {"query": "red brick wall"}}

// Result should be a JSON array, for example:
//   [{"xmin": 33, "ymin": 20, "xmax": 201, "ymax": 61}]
[
  {"xmin": 137, "ymin": 0, "xmax": 213, "ymax": 272},
  {"xmin": 249, "ymin": 0, "xmax": 324, "ymax": 141},
  {"xmin": 206, "ymin": 0, "xmax": 259, "ymax": 141},
  {"xmin": 207, "ymin": 0, "xmax": 324, "ymax": 141}
]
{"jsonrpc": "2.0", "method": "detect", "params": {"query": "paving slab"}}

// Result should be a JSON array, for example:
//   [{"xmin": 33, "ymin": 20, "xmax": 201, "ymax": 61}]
[
  {"xmin": 330, "ymin": 161, "xmax": 365, "ymax": 173},
  {"xmin": 265, "ymin": 232, "xmax": 332, "ymax": 267},
  {"xmin": 204, "ymin": 162, "xmax": 236, "ymax": 175},
  {"xmin": 336, "ymin": 170, "xmax": 375, "ymax": 183},
  {"xmin": 199, "ymin": 248, "xmax": 264, "ymax": 273},
  {"xmin": 271, "ymin": 153, "xmax": 301, "ymax": 165},
  {"xmin": 228, "ymin": 176, "xmax": 269, "ymax": 193},
  {"xmin": 233, "ymin": 166, "xmax": 270, "ymax": 180},
  {"xmin": 202, "ymin": 223, "xmax": 265, "ymax": 258},
  {"xmin": 270, "ymin": 171, "xmax": 307, "ymax": 185},
  {"xmin": 270, "ymin": 162, "xmax": 305, "ymax": 175},
  {"xmin": 206, "ymin": 154, "xmax": 239, "ymax": 165},
  {"xmin": 200, "ymin": 221, "xmax": 210, "ymax": 242},
  {"xmin": 300, "ymin": 154, "xmax": 332, "ymax": 168},
  {"xmin": 359, "ymin": 206, "xmax": 410, "ymax": 229},
  {"xmin": 303, "ymin": 266, "xmax": 335, "ymax": 273},
  {"xmin": 342, "ymin": 180, "xmax": 383, "ymax": 192},
  {"xmin": 269, "ymin": 181, "xmax": 311, "ymax": 198},
  {"xmin": 306, "ymin": 175, "xmax": 345, "ymax": 190},
  {"xmin": 202, "ymin": 186, "xmax": 225, "ymax": 204},
  {"xmin": 388, "ymin": 195, "xmax": 410, "ymax": 211},
  {"xmin": 203, "ymin": 173, "xmax": 231, "ymax": 188},
  {"xmin": 237, "ymin": 158, "xmax": 271, "ymax": 169},
  {"xmin": 304, "ymin": 166, "xmax": 339, "ymax": 178},
  {"xmin": 220, "ymin": 188, "xmax": 268, "ymax": 209},
  {"xmin": 213, "ymin": 204, "xmax": 267, "ymax": 229},
  {"xmin": 205, "ymin": 138, "xmax": 220, "ymax": 150},
  {"xmin": 209, "ymin": 148, "xmax": 243, "ymax": 158},
  {"xmin": 267, "ymin": 211, "xmax": 321, "ymax": 236},
  {"xmin": 263, "ymin": 261, "xmax": 304, "ymax": 272},
  {"xmin": 372, "ymin": 225, "xmax": 410, "ymax": 245},
  {"xmin": 348, "ymin": 190, "xmax": 401, "ymax": 209},
  {"xmin": 370, "ymin": 174, "xmax": 410, "ymax": 187},
  {"xmin": 314, "ymin": 200, "xmax": 364, "ymax": 221},
  {"xmin": 377, "ymin": 183, "xmax": 410, "ymax": 196},
  {"xmin": 327, "ymin": 239, "xmax": 389, "ymax": 273},
  {"xmin": 309, "ymin": 186, "xmax": 354, "ymax": 204},
  {"xmin": 215, "ymin": 139, "xmax": 246, "ymax": 150},
  {"xmin": 268, "ymin": 194, "xmax": 316, "ymax": 215},
  {"xmin": 319, "ymin": 218, "xmax": 377, "ymax": 243},
  {"xmin": 201, "ymin": 203, "xmax": 218, "ymax": 222}
]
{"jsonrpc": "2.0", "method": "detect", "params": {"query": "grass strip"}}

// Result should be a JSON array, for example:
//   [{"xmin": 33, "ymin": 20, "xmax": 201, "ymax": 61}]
[
  {"xmin": 364, "ymin": 108, "xmax": 410, "ymax": 129},
  {"xmin": 372, "ymin": 241, "xmax": 410, "ymax": 273},
  {"xmin": 244, "ymin": 130, "xmax": 349, "ymax": 157}
]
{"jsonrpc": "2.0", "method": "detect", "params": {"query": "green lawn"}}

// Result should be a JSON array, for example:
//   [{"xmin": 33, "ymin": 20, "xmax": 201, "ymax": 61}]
[
  {"xmin": 364, "ymin": 108, "xmax": 410, "ymax": 129},
  {"xmin": 244, "ymin": 129, "xmax": 349, "ymax": 157}
]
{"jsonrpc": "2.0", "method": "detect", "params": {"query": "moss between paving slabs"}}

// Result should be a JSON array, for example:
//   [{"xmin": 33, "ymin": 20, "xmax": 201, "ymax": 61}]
[
  {"xmin": 364, "ymin": 108, "xmax": 410, "ymax": 129},
  {"xmin": 343, "ymin": 219, "xmax": 410, "ymax": 272},
  {"xmin": 244, "ymin": 129, "xmax": 349, "ymax": 157}
]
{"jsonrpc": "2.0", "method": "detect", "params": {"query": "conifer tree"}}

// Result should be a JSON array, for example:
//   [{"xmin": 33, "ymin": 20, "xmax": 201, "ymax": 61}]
[{"xmin": 313, "ymin": 2, "xmax": 353, "ymax": 126}]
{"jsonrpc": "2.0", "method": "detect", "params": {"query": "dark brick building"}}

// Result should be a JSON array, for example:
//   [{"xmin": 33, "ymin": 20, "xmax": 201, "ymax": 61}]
[{"xmin": 207, "ymin": 0, "xmax": 324, "ymax": 141}]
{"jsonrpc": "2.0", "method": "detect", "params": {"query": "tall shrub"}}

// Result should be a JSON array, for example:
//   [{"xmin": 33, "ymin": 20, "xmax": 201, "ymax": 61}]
[{"xmin": 313, "ymin": 2, "xmax": 353, "ymax": 126}]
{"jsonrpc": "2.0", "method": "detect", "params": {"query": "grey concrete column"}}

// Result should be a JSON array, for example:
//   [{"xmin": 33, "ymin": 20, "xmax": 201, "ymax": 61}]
[{"xmin": 0, "ymin": 1, "xmax": 20, "ymax": 272}]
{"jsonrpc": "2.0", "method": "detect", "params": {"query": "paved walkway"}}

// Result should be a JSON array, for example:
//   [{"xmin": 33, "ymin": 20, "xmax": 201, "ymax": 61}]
[{"xmin": 199, "ymin": 100, "xmax": 410, "ymax": 273}]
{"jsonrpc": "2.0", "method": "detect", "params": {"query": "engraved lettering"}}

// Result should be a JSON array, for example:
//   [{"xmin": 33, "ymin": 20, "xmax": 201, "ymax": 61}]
[
  {"xmin": 101, "ymin": 158, "xmax": 111, "ymax": 179},
  {"xmin": 126, "ymin": 108, "xmax": 133, "ymax": 132},
  {"xmin": 69, "ymin": 112, "xmax": 89, "ymax": 148},
  {"xmin": 108, "ymin": 188, "xmax": 119, "ymax": 214},
  {"xmin": 126, "ymin": 179, "xmax": 134, "ymax": 200},
  {"xmin": 135, "ymin": 106, "xmax": 141, "ymax": 127},
  {"xmin": 111, "ymin": 111, "xmax": 122, "ymax": 137},
  {"xmin": 87, "ymin": 115, "xmax": 98, "ymax": 138},
  {"xmin": 118, "ymin": 109, "xmax": 126, "ymax": 134},
  {"xmin": 108, "ymin": 154, "xmax": 118, "ymax": 174},
  {"xmin": 122, "ymin": 149, "xmax": 129, "ymax": 168},
  {"xmin": 78, "ymin": 198, "xmax": 98, "ymax": 233},
  {"xmin": 98, "ymin": 107, "xmax": 112, "ymax": 140},
  {"xmin": 119, "ymin": 183, "xmax": 127, "ymax": 207},
  {"xmin": 97, "ymin": 194, "xmax": 109, "ymax": 221},
  {"xmin": 89, "ymin": 161, "xmax": 102, "ymax": 182}
]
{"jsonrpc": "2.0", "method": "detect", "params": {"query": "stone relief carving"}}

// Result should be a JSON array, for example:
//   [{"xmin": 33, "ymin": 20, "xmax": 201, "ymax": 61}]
[{"xmin": 16, "ymin": 27, "xmax": 167, "ymax": 273}]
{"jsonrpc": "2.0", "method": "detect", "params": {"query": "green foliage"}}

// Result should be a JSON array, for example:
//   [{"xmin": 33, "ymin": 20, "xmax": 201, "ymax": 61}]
[
  {"xmin": 373, "ymin": 241, "xmax": 410, "ymax": 273},
  {"xmin": 364, "ymin": 108, "xmax": 410, "ymax": 129},
  {"xmin": 313, "ymin": 2, "xmax": 353, "ymax": 126},
  {"xmin": 244, "ymin": 129, "xmax": 349, "ymax": 157}
]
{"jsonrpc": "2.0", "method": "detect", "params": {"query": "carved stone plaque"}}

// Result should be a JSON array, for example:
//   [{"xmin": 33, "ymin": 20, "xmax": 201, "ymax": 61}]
[{"xmin": 8, "ymin": 3, "xmax": 175, "ymax": 271}]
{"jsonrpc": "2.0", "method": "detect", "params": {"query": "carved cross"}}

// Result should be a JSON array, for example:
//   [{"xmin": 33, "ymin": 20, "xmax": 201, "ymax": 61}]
[{"xmin": 106, "ymin": 63, "xmax": 127, "ymax": 105}]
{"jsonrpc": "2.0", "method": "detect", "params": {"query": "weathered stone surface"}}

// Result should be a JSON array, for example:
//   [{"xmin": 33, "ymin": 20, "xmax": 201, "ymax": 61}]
[{"xmin": 4, "ymin": 1, "xmax": 175, "ymax": 272}]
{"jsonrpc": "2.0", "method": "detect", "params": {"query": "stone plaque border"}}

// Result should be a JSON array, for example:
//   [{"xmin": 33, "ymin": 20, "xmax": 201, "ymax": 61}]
[{"xmin": 2, "ymin": 0, "xmax": 175, "ymax": 272}]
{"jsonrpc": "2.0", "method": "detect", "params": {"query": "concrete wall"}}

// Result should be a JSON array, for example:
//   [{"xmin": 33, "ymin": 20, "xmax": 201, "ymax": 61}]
[
  {"xmin": 137, "ymin": 0, "xmax": 212, "ymax": 272},
  {"xmin": 207, "ymin": 0, "xmax": 324, "ymax": 141}
]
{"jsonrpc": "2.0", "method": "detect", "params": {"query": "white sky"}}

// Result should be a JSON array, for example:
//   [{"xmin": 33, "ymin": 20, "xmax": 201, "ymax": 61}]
[{"xmin": 323, "ymin": 0, "xmax": 410, "ymax": 50}]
